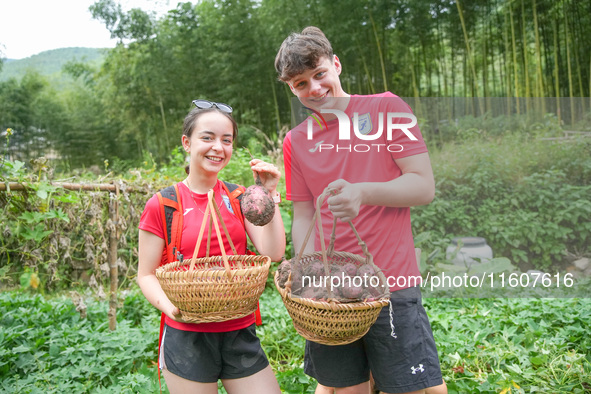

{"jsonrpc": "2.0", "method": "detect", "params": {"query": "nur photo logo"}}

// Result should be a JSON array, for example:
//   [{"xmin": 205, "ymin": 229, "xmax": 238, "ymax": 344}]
[{"xmin": 304, "ymin": 108, "xmax": 418, "ymax": 153}]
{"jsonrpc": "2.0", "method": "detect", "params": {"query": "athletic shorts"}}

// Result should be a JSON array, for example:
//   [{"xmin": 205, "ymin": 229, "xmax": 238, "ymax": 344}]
[
  {"xmin": 304, "ymin": 286, "xmax": 444, "ymax": 393},
  {"xmin": 159, "ymin": 324, "xmax": 269, "ymax": 382}
]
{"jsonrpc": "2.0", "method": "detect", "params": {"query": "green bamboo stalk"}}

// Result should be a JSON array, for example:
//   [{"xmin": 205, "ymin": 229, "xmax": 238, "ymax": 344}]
[
  {"xmin": 368, "ymin": 11, "xmax": 388, "ymax": 92},
  {"xmin": 482, "ymin": 15, "xmax": 489, "ymax": 108},
  {"xmin": 564, "ymin": 8, "xmax": 575, "ymax": 125},
  {"xmin": 437, "ymin": 16, "xmax": 449, "ymax": 97},
  {"xmin": 570, "ymin": 2, "xmax": 585, "ymax": 100},
  {"xmin": 521, "ymin": 0, "xmax": 531, "ymax": 114},
  {"xmin": 158, "ymin": 96, "xmax": 170, "ymax": 155},
  {"xmin": 504, "ymin": 10, "xmax": 512, "ymax": 115},
  {"xmin": 572, "ymin": 27, "xmax": 585, "ymax": 100},
  {"xmin": 532, "ymin": 0, "xmax": 545, "ymax": 114},
  {"xmin": 435, "ymin": 17, "xmax": 444, "ymax": 97},
  {"xmin": 510, "ymin": 3, "xmax": 520, "ymax": 114},
  {"xmin": 354, "ymin": 34, "xmax": 376, "ymax": 94},
  {"xmin": 552, "ymin": 18, "xmax": 561, "ymax": 123},
  {"xmin": 456, "ymin": 0, "xmax": 483, "ymax": 115},
  {"xmin": 270, "ymin": 75, "xmax": 281, "ymax": 132}
]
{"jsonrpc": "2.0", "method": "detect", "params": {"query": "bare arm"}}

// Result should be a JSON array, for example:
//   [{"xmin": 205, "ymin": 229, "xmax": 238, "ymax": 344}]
[
  {"xmin": 291, "ymin": 200, "xmax": 316, "ymax": 257},
  {"xmin": 326, "ymin": 152, "xmax": 435, "ymax": 222},
  {"xmin": 245, "ymin": 204, "xmax": 285, "ymax": 261},
  {"xmin": 137, "ymin": 229, "xmax": 181, "ymax": 320}
]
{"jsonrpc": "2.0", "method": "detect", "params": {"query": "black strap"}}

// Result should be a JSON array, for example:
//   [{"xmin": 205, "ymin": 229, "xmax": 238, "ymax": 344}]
[
  {"xmin": 159, "ymin": 185, "xmax": 178, "ymax": 246},
  {"xmin": 222, "ymin": 181, "xmax": 243, "ymax": 201}
]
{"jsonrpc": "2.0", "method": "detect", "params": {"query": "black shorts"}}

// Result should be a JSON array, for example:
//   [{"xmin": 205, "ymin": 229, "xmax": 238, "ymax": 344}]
[
  {"xmin": 304, "ymin": 286, "xmax": 444, "ymax": 392},
  {"xmin": 159, "ymin": 324, "xmax": 269, "ymax": 382}
]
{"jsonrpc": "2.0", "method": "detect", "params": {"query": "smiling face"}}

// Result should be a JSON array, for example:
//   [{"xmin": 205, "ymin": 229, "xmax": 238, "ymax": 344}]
[
  {"xmin": 287, "ymin": 55, "xmax": 348, "ymax": 113},
  {"xmin": 182, "ymin": 111, "xmax": 234, "ymax": 176}
]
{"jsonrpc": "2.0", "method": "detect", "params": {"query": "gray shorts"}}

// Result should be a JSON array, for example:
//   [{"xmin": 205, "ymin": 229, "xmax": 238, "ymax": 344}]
[
  {"xmin": 160, "ymin": 324, "xmax": 269, "ymax": 382},
  {"xmin": 304, "ymin": 286, "xmax": 444, "ymax": 392}
]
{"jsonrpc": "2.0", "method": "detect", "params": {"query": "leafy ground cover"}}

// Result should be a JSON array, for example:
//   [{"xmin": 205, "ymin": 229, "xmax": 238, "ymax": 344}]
[{"xmin": 1, "ymin": 281, "xmax": 589, "ymax": 393}]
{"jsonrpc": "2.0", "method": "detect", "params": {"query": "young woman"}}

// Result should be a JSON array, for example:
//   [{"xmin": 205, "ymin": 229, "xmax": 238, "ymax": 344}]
[{"xmin": 137, "ymin": 100, "xmax": 284, "ymax": 394}]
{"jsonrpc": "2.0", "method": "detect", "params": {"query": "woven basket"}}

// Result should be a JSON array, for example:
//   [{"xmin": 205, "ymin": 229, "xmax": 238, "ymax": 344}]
[
  {"xmin": 156, "ymin": 189, "xmax": 270, "ymax": 323},
  {"xmin": 275, "ymin": 191, "xmax": 390, "ymax": 345}
]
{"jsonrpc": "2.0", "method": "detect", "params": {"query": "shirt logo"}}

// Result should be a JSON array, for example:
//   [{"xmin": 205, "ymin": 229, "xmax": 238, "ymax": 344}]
[
  {"xmin": 309, "ymin": 140, "xmax": 325, "ymax": 153},
  {"xmin": 355, "ymin": 113, "xmax": 372, "ymax": 135},
  {"xmin": 222, "ymin": 195, "xmax": 234, "ymax": 213},
  {"xmin": 410, "ymin": 364, "xmax": 425, "ymax": 374},
  {"xmin": 183, "ymin": 208, "xmax": 194, "ymax": 216}
]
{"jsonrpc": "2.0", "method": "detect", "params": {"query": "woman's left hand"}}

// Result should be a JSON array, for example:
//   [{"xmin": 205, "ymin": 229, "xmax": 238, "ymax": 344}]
[{"xmin": 249, "ymin": 159, "xmax": 281, "ymax": 193}]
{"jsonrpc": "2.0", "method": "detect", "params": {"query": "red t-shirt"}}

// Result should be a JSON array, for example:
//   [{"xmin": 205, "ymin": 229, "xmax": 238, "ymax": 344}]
[
  {"xmin": 139, "ymin": 180, "xmax": 255, "ymax": 332},
  {"xmin": 284, "ymin": 92, "xmax": 427, "ymax": 291}
]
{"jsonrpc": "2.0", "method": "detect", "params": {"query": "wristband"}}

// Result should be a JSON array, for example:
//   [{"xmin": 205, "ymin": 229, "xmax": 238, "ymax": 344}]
[{"xmin": 272, "ymin": 191, "xmax": 281, "ymax": 204}]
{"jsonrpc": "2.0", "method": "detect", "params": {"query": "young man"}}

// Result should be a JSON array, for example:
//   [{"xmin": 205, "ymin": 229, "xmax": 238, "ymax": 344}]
[{"xmin": 275, "ymin": 26, "xmax": 448, "ymax": 394}]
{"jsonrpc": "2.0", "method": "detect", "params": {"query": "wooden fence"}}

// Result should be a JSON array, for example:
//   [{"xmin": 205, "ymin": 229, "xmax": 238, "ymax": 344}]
[{"xmin": 0, "ymin": 180, "xmax": 145, "ymax": 331}]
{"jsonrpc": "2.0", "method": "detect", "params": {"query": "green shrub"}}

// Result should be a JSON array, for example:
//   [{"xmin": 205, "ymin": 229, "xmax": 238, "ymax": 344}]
[{"xmin": 414, "ymin": 136, "xmax": 591, "ymax": 270}]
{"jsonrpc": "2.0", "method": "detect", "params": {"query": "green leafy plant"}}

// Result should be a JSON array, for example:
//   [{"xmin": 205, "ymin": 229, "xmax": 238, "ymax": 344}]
[{"xmin": 1, "ymin": 287, "xmax": 590, "ymax": 393}]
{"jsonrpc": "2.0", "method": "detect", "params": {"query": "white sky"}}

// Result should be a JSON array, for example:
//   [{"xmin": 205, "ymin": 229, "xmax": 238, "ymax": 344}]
[{"xmin": 0, "ymin": 0, "xmax": 187, "ymax": 60}]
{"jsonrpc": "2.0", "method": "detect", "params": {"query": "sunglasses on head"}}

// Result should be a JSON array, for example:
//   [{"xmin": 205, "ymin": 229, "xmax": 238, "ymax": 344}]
[{"xmin": 192, "ymin": 99, "xmax": 233, "ymax": 114}]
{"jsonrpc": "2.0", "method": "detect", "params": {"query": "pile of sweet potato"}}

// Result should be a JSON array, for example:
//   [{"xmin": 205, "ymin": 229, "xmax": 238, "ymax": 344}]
[{"xmin": 276, "ymin": 259, "xmax": 387, "ymax": 302}]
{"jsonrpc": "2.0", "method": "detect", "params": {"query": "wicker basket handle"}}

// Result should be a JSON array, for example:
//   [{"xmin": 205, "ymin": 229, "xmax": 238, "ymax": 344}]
[
  {"xmin": 295, "ymin": 189, "xmax": 373, "ymax": 268},
  {"xmin": 188, "ymin": 189, "xmax": 239, "ymax": 277}
]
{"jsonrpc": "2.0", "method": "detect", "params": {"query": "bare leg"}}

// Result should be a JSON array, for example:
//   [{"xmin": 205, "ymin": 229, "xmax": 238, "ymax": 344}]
[
  {"xmin": 425, "ymin": 381, "xmax": 448, "ymax": 394},
  {"xmin": 315, "ymin": 383, "xmax": 335, "ymax": 394},
  {"xmin": 222, "ymin": 365, "xmax": 281, "ymax": 394},
  {"xmin": 162, "ymin": 368, "xmax": 218, "ymax": 394},
  {"xmin": 380, "ymin": 380, "xmax": 448, "ymax": 394},
  {"xmin": 334, "ymin": 381, "xmax": 371, "ymax": 394}
]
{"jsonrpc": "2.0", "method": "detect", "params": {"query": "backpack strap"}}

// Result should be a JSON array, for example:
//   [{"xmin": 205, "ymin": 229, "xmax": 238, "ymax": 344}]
[
  {"xmin": 155, "ymin": 184, "xmax": 183, "ymax": 394},
  {"xmin": 221, "ymin": 181, "xmax": 245, "ymax": 226},
  {"xmin": 156, "ymin": 184, "xmax": 183, "ymax": 265}
]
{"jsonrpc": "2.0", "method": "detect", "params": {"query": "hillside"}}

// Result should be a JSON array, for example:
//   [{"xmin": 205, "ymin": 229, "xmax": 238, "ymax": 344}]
[{"xmin": 0, "ymin": 47, "xmax": 106, "ymax": 84}]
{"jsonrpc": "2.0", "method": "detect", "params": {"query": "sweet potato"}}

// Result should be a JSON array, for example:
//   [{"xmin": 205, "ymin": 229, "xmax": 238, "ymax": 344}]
[
  {"xmin": 340, "ymin": 280, "xmax": 364, "ymax": 299},
  {"xmin": 276, "ymin": 260, "xmax": 291, "ymax": 288},
  {"xmin": 241, "ymin": 178, "xmax": 275, "ymax": 226},
  {"xmin": 284, "ymin": 260, "xmax": 386, "ymax": 303},
  {"xmin": 303, "ymin": 261, "xmax": 325, "ymax": 279},
  {"xmin": 342, "ymin": 263, "xmax": 358, "ymax": 277},
  {"xmin": 356, "ymin": 264, "xmax": 376, "ymax": 277}
]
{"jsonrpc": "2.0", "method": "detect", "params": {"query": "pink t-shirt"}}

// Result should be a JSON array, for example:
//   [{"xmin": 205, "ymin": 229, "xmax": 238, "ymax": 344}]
[
  {"xmin": 139, "ymin": 180, "xmax": 255, "ymax": 332},
  {"xmin": 284, "ymin": 92, "xmax": 427, "ymax": 290}
]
